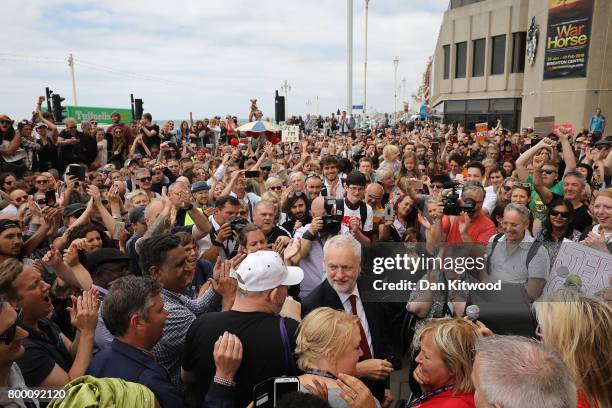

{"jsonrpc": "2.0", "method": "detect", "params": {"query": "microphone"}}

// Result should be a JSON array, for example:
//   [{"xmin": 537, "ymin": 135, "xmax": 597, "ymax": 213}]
[{"xmin": 465, "ymin": 305, "xmax": 480, "ymax": 321}]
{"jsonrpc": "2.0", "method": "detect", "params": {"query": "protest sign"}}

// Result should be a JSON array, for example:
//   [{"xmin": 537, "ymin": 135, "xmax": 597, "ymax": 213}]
[
  {"xmin": 534, "ymin": 116, "xmax": 555, "ymax": 137},
  {"xmin": 553, "ymin": 123, "xmax": 574, "ymax": 135},
  {"xmin": 475, "ymin": 123, "xmax": 488, "ymax": 143},
  {"xmin": 543, "ymin": 241, "xmax": 612, "ymax": 296},
  {"xmin": 282, "ymin": 125, "xmax": 300, "ymax": 143}
]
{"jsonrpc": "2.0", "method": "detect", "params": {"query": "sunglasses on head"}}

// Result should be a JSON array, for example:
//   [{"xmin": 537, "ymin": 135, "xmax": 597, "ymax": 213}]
[
  {"xmin": 288, "ymin": 191, "xmax": 304, "ymax": 199},
  {"xmin": 0, "ymin": 308, "xmax": 23, "ymax": 345},
  {"xmin": 549, "ymin": 209, "xmax": 571, "ymax": 218}
]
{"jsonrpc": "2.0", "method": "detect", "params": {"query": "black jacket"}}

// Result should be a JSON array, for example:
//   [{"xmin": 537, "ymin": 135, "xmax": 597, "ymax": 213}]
[{"xmin": 301, "ymin": 276, "xmax": 392, "ymax": 401}]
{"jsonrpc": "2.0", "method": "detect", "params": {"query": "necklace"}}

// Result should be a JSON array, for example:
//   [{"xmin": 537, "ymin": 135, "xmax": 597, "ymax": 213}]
[{"xmin": 407, "ymin": 384, "xmax": 455, "ymax": 407}]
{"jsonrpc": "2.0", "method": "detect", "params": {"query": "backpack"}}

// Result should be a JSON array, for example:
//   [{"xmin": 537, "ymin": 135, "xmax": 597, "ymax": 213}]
[
  {"xmin": 335, "ymin": 198, "xmax": 368, "ymax": 229},
  {"xmin": 487, "ymin": 233, "xmax": 543, "ymax": 272}
]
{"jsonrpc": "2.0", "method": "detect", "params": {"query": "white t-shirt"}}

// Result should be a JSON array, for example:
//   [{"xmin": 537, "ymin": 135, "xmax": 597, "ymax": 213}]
[
  {"xmin": 340, "ymin": 201, "xmax": 374, "ymax": 232},
  {"xmin": 96, "ymin": 139, "xmax": 108, "ymax": 165}
]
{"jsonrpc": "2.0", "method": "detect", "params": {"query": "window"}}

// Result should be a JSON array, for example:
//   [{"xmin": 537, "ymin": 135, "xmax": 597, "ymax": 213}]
[
  {"xmin": 491, "ymin": 35, "xmax": 506, "ymax": 75},
  {"xmin": 467, "ymin": 99, "xmax": 488, "ymax": 113},
  {"xmin": 472, "ymin": 38, "xmax": 486, "ymax": 77},
  {"xmin": 443, "ymin": 45, "xmax": 450, "ymax": 79},
  {"xmin": 512, "ymin": 32, "xmax": 526, "ymax": 73},
  {"xmin": 445, "ymin": 100, "xmax": 466, "ymax": 113},
  {"xmin": 455, "ymin": 42, "xmax": 467, "ymax": 78}
]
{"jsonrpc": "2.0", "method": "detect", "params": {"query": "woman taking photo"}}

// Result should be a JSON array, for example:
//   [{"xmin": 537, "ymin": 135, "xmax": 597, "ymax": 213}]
[
  {"xmin": 0, "ymin": 115, "xmax": 26, "ymax": 177},
  {"xmin": 534, "ymin": 289, "xmax": 611, "ymax": 408},
  {"xmin": 410, "ymin": 319, "xmax": 478, "ymax": 407},
  {"xmin": 379, "ymin": 194, "xmax": 423, "ymax": 242}
]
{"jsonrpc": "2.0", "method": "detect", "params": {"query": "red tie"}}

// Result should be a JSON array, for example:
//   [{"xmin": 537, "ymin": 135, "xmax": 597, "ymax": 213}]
[{"xmin": 348, "ymin": 294, "xmax": 373, "ymax": 360}]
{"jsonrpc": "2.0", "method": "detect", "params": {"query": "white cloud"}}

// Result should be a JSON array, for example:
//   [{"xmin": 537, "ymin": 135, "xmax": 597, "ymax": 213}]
[{"xmin": 0, "ymin": 0, "xmax": 444, "ymax": 120}]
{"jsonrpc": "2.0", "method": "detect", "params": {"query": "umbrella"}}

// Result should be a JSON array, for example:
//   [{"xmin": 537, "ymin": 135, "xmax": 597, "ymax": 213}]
[{"xmin": 237, "ymin": 120, "xmax": 280, "ymax": 136}]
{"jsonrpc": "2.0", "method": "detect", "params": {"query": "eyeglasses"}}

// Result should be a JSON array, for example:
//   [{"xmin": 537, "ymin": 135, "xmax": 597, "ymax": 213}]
[
  {"xmin": 347, "ymin": 185, "xmax": 365, "ymax": 192},
  {"xmin": 542, "ymin": 169, "xmax": 557, "ymax": 175},
  {"xmin": 14, "ymin": 195, "xmax": 28, "ymax": 202},
  {"xmin": 35, "ymin": 179, "xmax": 48, "ymax": 184},
  {"xmin": 549, "ymin": 209, "xmax": 571, "ymax": 218},
  {"xmin": 367, "ymin": 194, "xmax": 382, "ymax": 200},
  {"xmin": 0, "ymin": 308, "xmax": 23, "ymax": 345},
  {"xmin": 288, "ymin": 191, "xmax": 304, "ymax": 199},
  {"xmin": 137, "ymin": 177, "xmax": 152, "ymax": 183}
]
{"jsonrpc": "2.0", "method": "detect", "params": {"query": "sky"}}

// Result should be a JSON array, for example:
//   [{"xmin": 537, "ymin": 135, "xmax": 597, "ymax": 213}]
[{"xmin": 1, "ymin": 0, "xmax": 446, "ymax": 121}]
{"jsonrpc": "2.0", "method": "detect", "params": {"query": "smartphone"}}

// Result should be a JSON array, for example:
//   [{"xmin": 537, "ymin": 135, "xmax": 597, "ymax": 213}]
[
  {"xmin": 431, "ymin": 141, "xmax": 440, "ymax": 153},
  {"xmin": 384, "ymin": 203, "xmax": 394, "ymax": 221},
  {"xmin": 45, "ymin": 189, "xmax": 57, "ymax": 207},
  {"xmin": 273, "ymin": 377, "xmax": 300, "ymax": 406},
  {"xmin": 66, "ymin": 164, "xmax": 86, "ymax": 181},
  {"xmin": 112, "ymin": 222, "xmax": 126, "ymax": 240},
  {"xmin": 245, "ymin": 170, "xmax": 260, "ymax": 178},
  {"xmin": 253, "ymin": 378, "xmax": 274, "ymax": 408}
]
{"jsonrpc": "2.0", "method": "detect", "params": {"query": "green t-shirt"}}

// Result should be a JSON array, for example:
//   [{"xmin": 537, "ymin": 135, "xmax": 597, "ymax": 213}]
[{"xmin": 526, "ymin": 175, "xmax": 563, "ymax": 220}]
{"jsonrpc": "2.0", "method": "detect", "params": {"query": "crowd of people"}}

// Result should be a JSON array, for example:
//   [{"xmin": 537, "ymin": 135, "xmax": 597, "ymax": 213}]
[{"xmin": 0, "ymin": 96, "xmax": 610, "ymax": 408}]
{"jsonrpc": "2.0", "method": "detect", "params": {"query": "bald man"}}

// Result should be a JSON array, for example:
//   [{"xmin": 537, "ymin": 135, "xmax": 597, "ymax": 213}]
[
  {"xmin": 287, "ymin": 196, "xmax": 350, "ymax": 299},
  {"xmin": 365, "ymin": 183, "xmax": 385, "ymax": 241},
  {"xmin": 0, "ymin": 189, "xmax": 28, "ymax": 216}
]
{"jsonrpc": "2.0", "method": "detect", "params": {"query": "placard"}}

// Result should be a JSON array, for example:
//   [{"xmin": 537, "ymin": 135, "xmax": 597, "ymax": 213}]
[
  {"xmin": 281, "ymin": 125, "xmax": 300, "ymax": 143},
  {"xmin": 475, "ymin": 123, "xmax": 488, "ymax": 143},
  {"xmin": 534, "ymin": 116, "xmax": 555, "ymax": 137},
  {"xmin": 543, "ymin": 241, "xmax": 612, "ymax": 296}
]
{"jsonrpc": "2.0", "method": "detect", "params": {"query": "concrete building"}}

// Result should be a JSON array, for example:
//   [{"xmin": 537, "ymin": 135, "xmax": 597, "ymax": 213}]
[{"xmin": 430, "ymin": 0, "xmax": 612, "ymax": 133}]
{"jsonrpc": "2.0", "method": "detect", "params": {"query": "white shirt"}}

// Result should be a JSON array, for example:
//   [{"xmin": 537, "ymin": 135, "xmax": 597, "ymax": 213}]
[
  {"xmin": 483, "ymin": 185, "xmax": 497, "ymax": 214},
  {"xmin": 340, "ymin": 201, "xmax": 374, "ymax": 232},
  {"xmin": 324, "ymin": 178, "xmax": 345, "ymax": 199},
  {"xmin": 198, "ymin": 214, "xmax": 238, "ymax": 260},
  {"xmin": 336, "ymin": 284, "xmax": 373, "ymax": 355}
]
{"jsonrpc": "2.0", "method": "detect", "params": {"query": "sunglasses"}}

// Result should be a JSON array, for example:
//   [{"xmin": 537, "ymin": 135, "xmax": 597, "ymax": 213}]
[
  {"xmin": 68, "ymin": 126, "xmax": 77, "ymax": 130},
  {"xmin": 0, "ymin": 308, "xmax": 23, "ymax": 345},
  {"xmin": 542, "ymin": 169, "xmax": 557, "ymax": 175},
  {"xmin": 431, "ymin": 184, "xmax": 443, "ymax": 189},
  {"xmin": 260, "ymin": 166, "xmax": 272, "ymax": 171},
  {"xmin": 137, "ymin": 177, "xmax": 152, "ymax": 183},
  {"xmin": 270, "ymin": 185, "xmax": 283, "ymax": 191},
  {"xmin": 36, "ymin": 179, "xmax": 48, "ymax": 184},
  {"xmin": 0, "ymin": 120, "xmax": 12, "ymax": 125},
  {"xmin": 549, "ymin": 209, "xmax": 571, "ymax": 218},
  {"xmin": 503, "ymin": 185, "xmax": 513, "ymax": 192}
]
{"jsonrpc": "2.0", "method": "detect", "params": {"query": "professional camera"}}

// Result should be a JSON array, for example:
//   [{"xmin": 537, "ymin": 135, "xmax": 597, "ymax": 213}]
[
  {"xmin": 322, "ymin": 197, "xmax": 342, "ymax": 235},
  {"xmin": 442, "ymin": 183, "xmax": 476, "ymax": 216},
  {"xmin": 228, "ymin": 216, "xmax": 248, "ymax": 233}
]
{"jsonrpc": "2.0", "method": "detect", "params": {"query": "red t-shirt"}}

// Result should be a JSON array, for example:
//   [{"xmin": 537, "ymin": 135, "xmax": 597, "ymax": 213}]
[
  {"xmin": 577, "ymin": 391, "xmax": 595, "ymax": 408},
  {"xmin": 413, "ymin": 389, "xmax": 475, "ymax": 407},
  {"xmin": 442, "ymin": 213, "xmax": 496, "ymax": 244}
]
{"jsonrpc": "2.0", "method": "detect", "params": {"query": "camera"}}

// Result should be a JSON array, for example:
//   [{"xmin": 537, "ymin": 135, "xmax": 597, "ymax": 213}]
[
  {"xmin": 442, "ymin": 183, "xmax": 476, "ymax": 216},
  {"xmin": 321, "ymin": 198, "xmax": 342, "ymax": 235},
  {"xmin": 228, "ymin": 217, "xmax": 248, "ymax": 233}
]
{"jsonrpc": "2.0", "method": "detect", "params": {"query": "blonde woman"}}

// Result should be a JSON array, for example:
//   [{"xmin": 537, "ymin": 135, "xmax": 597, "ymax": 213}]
[
  {"xmin": 296, "ymin": 307, "xmax": 375, "ymax": 407},
  {"xmin": 411, "ymin": 318, "xmax": 478, "ymax": 406},
  {"xmin": 379, "ymin": 145, "xmax": 401, "ymax": 176},
  {"xmin": 534, "ymin": 289, "xmax": 611, "ymax": 408}
]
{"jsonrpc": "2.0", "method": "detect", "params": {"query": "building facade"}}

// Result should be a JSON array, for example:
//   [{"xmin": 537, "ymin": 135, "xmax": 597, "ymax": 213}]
[{"xmin": 430, "ymin": 0, "xmax": 612, "ymax": 133}]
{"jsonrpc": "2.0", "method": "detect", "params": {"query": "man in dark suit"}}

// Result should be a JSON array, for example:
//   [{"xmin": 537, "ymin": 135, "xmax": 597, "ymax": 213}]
[{"xmin": 301, "ymin": 234, "xmax": 394, "ymax": 406}]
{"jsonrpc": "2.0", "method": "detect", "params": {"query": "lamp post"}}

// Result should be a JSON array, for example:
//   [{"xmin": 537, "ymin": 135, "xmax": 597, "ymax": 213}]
[
  {"xmin": 347, "ymin": 0, "xmax": 354, "ymax": 115},
  {"xmin": 306, "ymin": 99, "xmax": 312, "ymax": 115},
  {"xmin": 393, "ymin": 56, "xmax": 399, "ymax": 119},
  {"xmin": 281, "ymin": 80, "xmax": 291, "ymax": 116},
  {"xmin": 402, "ymin": 77, "xmax": 406, "ymax": 106},
  {"xmin": 363, "ymin": 0, "xmax": 370, "ymax": 116}
]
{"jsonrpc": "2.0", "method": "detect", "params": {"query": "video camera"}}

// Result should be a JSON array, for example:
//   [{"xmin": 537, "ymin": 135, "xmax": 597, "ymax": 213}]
[
  {"xmin": 322, "ymin": 197, "xmax": 342, "ymax": 235},
  {"xmin": 228, "ymin": 216, "xmax": 248, "ymax": 233},
  {"xmin": 442, "ymin": 182, "xmax": 476, "ymax": 216}
]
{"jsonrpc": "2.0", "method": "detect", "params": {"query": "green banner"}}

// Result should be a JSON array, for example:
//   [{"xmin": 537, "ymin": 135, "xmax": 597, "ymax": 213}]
[{"xmin": 65, "ymin": 106, "xmax": 133, "ymax": 124}]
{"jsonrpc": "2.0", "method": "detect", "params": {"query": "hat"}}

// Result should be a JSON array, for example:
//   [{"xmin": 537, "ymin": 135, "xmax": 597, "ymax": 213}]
[
  {"xmin": 234, "ymin": 251, "xmax": 303, "ymax": 292},
  {"xmin": 63, "ymin": 203, "xmax": 87, "ymax": 219},
  {"xmin": 594, "ymin": 140, "xmax": 610, "ymax": 148},
  {"xmin": 191, "ymin": 181, "xmax": 210, "ymax": 193},
  {"xmin": 86, "ymin": 248, "xmax": 131, "ymax": 273},
  {"xmin": 0, "ymin": 114, "xmax": 13, "ymax": 123},
  {"xmin": 128, "ymin": 207, "xmax": 146, "ymax": 224},
  {"xmin": 35, "ymin": 122, "xmax": 48, "ymax": 130}
]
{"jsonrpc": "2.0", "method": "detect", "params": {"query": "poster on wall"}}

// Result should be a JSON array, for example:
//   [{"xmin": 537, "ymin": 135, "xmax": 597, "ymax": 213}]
[{"xmin": 543, "ymin": 0, "xmax": 594, "ymax": 79}]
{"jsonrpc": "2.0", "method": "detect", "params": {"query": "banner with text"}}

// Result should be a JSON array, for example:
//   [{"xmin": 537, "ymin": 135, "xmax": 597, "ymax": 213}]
[
  {"xmin": 281, "ymin": 125, "xmax": 300, "ymax": 143},
  {"xmin": 543, "ymin": 0, "xmax": 594, "ymax": 79}
]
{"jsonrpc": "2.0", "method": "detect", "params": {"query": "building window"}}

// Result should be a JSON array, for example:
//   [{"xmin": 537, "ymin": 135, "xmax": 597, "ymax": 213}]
[
  {"xmin": 455, "ymin": 42, "xmax": 467, "ymax": 78},
  {"xmin": 491, "ymin": 35, "xmax": 506, "ymax": 75},
  {"xmin": 472, "ymin": 38, "xmax": 486, "ymax": 77},
  {"xmin": 512, "ymin": 32, "xmax": 526, "ymax": 73},
  {"xmin": 443, "ymin": 45, "xmax": 450, "ymax": 79}
]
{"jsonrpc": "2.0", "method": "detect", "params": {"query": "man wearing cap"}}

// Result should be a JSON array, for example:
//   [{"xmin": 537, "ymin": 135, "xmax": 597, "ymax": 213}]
[
  {"xmin": 182, "ymin": 250, "xmax": 303, "ymax": 408},
  {"xmin": 84, "ymin": 248, "xmax": 132, "ymax": 351}
]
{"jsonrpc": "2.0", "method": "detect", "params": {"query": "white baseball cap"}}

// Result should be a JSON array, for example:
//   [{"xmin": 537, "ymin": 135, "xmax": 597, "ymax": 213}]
[{"xmin": 234, "ymin": 251, "xmax": 303, "ymax": 292}]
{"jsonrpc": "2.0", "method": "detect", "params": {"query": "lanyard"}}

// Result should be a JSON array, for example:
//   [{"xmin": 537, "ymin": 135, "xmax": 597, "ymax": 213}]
[
  {"xmin": 304, "ymin": 368, "xmax": 337, "ymax": 380},
  {"xmin": 407, "ymin": 384, "xmax": 455, "ymax": 407}
]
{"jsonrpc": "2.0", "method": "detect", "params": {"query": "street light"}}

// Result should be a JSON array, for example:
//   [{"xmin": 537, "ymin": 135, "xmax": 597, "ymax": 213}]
[
  {"xmin": 402, "ymin": 77, "xmax": 406, "ymax": 105},
  {"xmin": 393, "ymin": 56, "xmax": 399, "ymax": 118},
  {"xmin": 306, "ymin": 99, "xmax": 312, "ymax": 115},
  {"xmin": 281, "ymin": 80, "xmax": 291, "ymax": 116},
  {"xmin": 363, "ymin": 0, "xmax": 370, "ymax": 116}
]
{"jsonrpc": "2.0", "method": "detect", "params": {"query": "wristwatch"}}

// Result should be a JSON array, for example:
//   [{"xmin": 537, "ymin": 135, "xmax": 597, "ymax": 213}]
[{"xmin": 212, "ymin": 239, "xmax": 224, "ymax": 247}]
